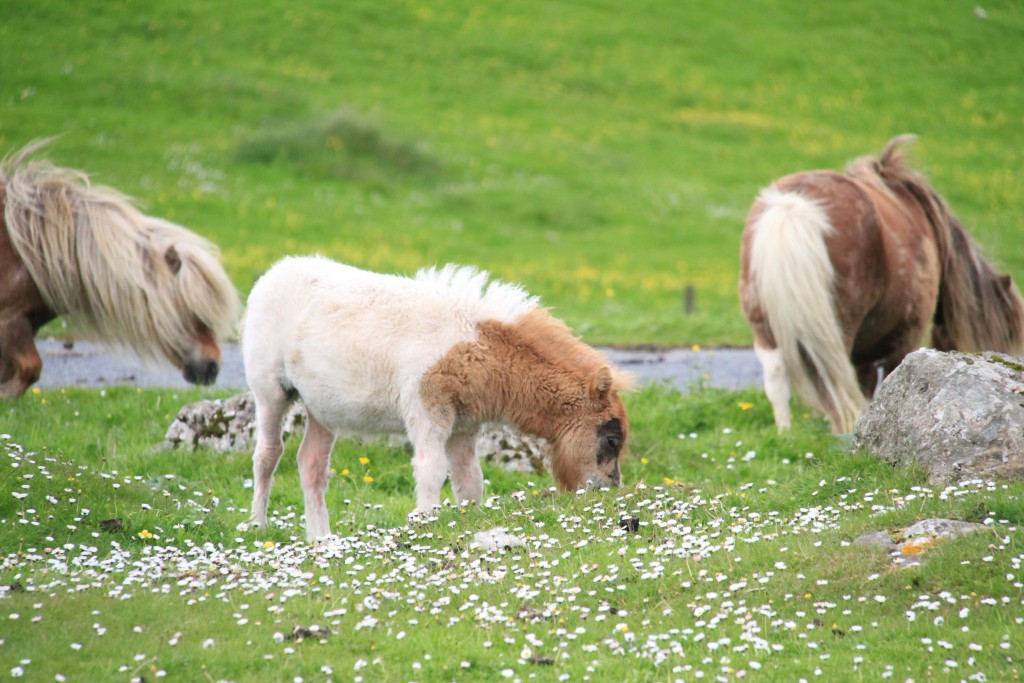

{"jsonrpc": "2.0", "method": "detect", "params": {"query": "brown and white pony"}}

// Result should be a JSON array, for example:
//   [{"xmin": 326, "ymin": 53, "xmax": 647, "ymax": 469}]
[
  {"xmin": 740, "ymin": 135, "xmax": 1024, "ymax": 432},
  {"xmin": 0, "ymin": 140, "xmax": 240, "ymax": 398},
  {"xmin": 242, "ymin": 256, "xmax": 633, "ymax": 541}
]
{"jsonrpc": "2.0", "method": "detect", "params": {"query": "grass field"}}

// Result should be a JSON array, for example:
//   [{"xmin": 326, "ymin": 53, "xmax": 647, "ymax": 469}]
[
  {"xmin": 3, "ymin": 387, "xmax": 1023, "ymax": 681},
  {"xmin": 3, "ymin": 0, "xmax": 1023, "ymax": 345},
  {"xmin": 3, "ymin": 1, "xmax": 1024, "ymax": 680}
]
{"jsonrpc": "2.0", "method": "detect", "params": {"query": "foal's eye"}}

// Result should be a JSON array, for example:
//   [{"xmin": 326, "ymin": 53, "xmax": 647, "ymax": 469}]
[{"xmin": 603, "ymin": 435, "xmax": 622, "ymax": 451}]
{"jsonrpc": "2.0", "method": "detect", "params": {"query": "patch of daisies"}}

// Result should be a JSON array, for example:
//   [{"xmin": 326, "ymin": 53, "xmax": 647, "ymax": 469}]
[{"xmin": 1, "ymin": 433, "xmax": 1021, "ymax": 682}]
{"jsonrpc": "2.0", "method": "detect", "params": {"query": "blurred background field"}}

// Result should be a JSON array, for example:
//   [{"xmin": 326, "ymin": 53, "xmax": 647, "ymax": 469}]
[{"xmin": 4, "ymin": 0, "xmax": 1022, "ymax": 347}]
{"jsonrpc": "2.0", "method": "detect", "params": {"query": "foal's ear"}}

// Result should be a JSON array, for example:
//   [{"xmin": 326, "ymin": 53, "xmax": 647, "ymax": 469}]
[
  {"xmin": 164, "ymin": 245, "xmax": 182, "ymax": 274},
  {"xmin": 590, "ymin": 366, "xmax": 614, "ymax": 402}
]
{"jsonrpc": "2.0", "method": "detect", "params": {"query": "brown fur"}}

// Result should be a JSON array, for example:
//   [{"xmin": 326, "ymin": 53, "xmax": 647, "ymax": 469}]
[
  {"xmin": 741, "ymin": 135, "xmax": 1024, "ymax": 431},
  {"xmin": 420, "ymin": 308, "xmax": 632, "ymax": 490}
]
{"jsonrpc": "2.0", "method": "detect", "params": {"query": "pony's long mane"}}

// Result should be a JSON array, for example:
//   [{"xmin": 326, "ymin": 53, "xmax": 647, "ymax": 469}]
[
  {"xmin": 1, "ymin": 139, "xmax": 240, "ymax": 361},
  {"xmin": 846, "ymin": 134, "xmax": 1024, "ymax": 354}
]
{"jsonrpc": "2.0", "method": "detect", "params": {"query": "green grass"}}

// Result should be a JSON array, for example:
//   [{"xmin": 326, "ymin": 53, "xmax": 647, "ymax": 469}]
[
  {"xmin": 3, "ymin": 2, "xmax": 1024, "ymax": 680},
  {"xmin": 3, "ymin": 0, "xmax": 1024, "ymax": 345},
  {"xmin": 2, "ymin": 386, "xmax": 1023, "ymax": 681}
]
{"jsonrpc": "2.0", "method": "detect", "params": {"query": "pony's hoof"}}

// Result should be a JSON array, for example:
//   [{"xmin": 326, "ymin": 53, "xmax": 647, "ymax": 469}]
[
  {"xmin": 407, "ymin": 507, "xmax": 440, "ymax": 523},
  {"xmin": 241, "ymin": 518, "xmax": 267, "ymax": 532}
]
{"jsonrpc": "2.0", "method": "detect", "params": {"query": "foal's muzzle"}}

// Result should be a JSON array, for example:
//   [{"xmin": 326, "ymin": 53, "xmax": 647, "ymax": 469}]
[{"xmin": 586, "ymin": 471, "xmax": 621, "ymax": 491}]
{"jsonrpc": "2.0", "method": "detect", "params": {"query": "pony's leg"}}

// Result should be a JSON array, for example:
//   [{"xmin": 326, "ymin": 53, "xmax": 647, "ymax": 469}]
[
  {"xmin": 755, "ymin": 344, "xmax": 791, "ymax": 430},
  {"xmin": 296, "ymin": 414, "xmax": 336, "ymax": 542},
  {"xmin": 0, "ymin": 317, "xmax": 42, "ymax": 399},
  {"xmin": 249, "ymin": 387, "xmax": 291, "ymax": 530},
  {"xmin": 407, "ymin": 415, "xmax": 451, "ymax": 514},
  {"xmin": 446, "ymin": 432, "xmax": 483, "ymax": 505},
  {"xmin": 855, "ymin": 361, "xmax": 884, "ymax": 399}
]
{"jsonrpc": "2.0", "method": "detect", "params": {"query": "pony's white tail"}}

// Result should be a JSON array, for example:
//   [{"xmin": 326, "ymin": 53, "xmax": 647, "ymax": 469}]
[{"xmin": 749, "ymin": 187, "xmax": 867, "ymax": 432}]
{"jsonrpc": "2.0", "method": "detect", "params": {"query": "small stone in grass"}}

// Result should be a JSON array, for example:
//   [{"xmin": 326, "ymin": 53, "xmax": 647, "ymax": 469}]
[{"xmin": 618, "ymin": 516, "xmax": 641, "ymax": 533}]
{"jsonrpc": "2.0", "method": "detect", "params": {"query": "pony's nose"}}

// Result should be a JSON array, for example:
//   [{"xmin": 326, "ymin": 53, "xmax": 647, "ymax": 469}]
[
  {"xmin": 183, "ymin": 358, "xmax": 219, "ymax": 385},
  {"xmin": 586, "ymin": 471, "xmax": 620, "ymax": 491}
]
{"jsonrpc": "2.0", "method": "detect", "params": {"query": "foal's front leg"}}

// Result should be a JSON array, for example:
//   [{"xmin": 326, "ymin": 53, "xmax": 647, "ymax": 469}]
[
  {"xmin": 296, "ymin": 414, "xmax": 337, "ymax": 541},
  {"xmin": 249, "ymin": 388, "xmax": 291, "ymax": 530},
  {"xmin": 407, "ymin": 415, "xmax": 452, "ymax": 514}
]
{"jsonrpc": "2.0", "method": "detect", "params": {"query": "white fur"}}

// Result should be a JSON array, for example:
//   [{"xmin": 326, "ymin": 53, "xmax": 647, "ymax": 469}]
[
  {"xmin": 242, "ymin": 255, "xmax": 538, "ymax": 540},
  {"xmin": 754, "ymin": 345, "xmax": 790, "ymax": 430},
  {"xmin": 749, "ymin": 187, "xmax": 867, "ymax": 433}
]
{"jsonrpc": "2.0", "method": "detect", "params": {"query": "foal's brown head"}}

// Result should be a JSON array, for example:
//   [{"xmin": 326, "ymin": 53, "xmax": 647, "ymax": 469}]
[{"xmin": 549, "ymin": 366, "xmax": 630, "ymax": 492}]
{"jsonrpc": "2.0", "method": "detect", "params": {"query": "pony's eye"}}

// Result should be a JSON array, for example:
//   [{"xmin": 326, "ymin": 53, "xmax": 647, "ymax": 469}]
[{"xmin": 604, "ymin": 436, "xmax": 622, "ymax": 451}]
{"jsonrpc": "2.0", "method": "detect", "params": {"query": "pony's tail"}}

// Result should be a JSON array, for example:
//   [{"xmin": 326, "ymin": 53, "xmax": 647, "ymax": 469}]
[{"xmin": 748, "ymin": 187, "xmax": 867, "ymax": 432}]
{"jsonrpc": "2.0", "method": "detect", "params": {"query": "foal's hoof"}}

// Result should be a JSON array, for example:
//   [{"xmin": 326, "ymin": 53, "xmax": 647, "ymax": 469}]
[
  {"xmin": 241, "ymin": 517, "xmax": 267, "ymax": 532},
  {"xmin": 407, "ymin": 506, "xmax": 441, "ymax": 523},
  {"xmin": 308, "ymin": 534, "xmax": 334, "ymax": 547}
]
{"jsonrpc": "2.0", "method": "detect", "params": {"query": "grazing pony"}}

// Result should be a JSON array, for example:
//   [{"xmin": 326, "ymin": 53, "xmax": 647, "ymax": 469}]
[
  {"xmin": 243, "ymin": 256, "xmax": 632, "ymax": 541},
  {"xmin": 0, "ymin": 140, "xmax": 240, "ymax": 398},
  {"xmin": 740, "ymin": 135, "xmax": 1024, "ymax": 433}
]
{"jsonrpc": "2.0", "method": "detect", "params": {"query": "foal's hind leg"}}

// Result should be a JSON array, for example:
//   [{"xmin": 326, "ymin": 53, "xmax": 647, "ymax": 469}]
[
  {"xmin": 249, "ymin": 386, "xmax": 292, "ymax": 531},
  {"xmin": 0, "ymin": 317, "xmax": 42, "ymax": 399},
  {"xmin": 446, "ymin": 431, "xmax": 483, "ymax": 505},
  {"xmin": 755, "ymin": 344, "xmax": 791, "ymax": 430},
  {"xmin": 296, "ymin": 414, "xmax": 336, "ymax": 541}
]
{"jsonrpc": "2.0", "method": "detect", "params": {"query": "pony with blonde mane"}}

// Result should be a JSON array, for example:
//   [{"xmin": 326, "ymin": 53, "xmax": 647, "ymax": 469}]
[
  {"xmin": 243, "ymin": 255, "xmax": 633, "ymax": 541},
  {"xmin": 0, "ymin": 140, "xmax": 240, "ymax": 398},
  {"xmin": 740, "ymin": 135, "xmax": 1024, "ymax": 432}
]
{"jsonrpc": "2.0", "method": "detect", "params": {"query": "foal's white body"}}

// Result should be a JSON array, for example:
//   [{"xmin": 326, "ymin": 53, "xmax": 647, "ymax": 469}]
[{"xmin": 243, "ymin": 256, "xmax": 538, "ymax": 540}]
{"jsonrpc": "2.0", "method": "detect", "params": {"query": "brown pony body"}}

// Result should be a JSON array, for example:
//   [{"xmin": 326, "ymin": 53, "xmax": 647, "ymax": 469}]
[
  {"xmin": 0, "ymin": 140, "xmax": 240, "ymax": 398},
  {"xmin": 740, "ymin": 135, "xmax": 1024, "ymax": 432}
]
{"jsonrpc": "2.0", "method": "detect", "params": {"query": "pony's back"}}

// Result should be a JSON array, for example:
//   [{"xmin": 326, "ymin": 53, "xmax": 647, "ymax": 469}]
[
  {"xmin": 243, "ymin": 256, "xmax": 537, "ymax": 346},
  {"xmin": 242, "ymin": 256, "xmax": 541, "ymax": 431}
]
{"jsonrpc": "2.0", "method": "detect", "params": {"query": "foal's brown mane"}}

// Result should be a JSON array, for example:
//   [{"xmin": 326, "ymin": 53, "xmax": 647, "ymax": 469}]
[
  {"xmin": 514, "ymin": 308, "xmax": 634, "ymax": 390},
  {"xmin": 845, "ymin": 135, "xmax": 1024, "ymax": 354}
]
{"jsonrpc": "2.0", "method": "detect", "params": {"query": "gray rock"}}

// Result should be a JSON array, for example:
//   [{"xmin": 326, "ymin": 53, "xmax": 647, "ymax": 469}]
[
  {"xmin": 901, "ymin": 518, "xmax": 986, "ymax": 541},
  {"xmin": 474, "ymin": 424, "xmax": 550, "ymax": 474},
  {"xmin": 853, "ymin": 349, "xmax": 1024, "ymax": 484},
  {"xmin": 164, "ymin": 393, "xmax": 305, "ymax": 452},
  {"xmin": 854, "ymin": 518, "xmax": 987, "ymax": 569},
  {"xmin": 853, "ymin": 530, "xmax": 898, "ymax": 552},
  {"xmin": 164, "ymin": 392, "xmax": 551, "ymax": 475}
]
